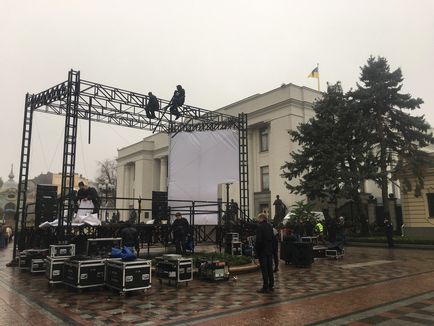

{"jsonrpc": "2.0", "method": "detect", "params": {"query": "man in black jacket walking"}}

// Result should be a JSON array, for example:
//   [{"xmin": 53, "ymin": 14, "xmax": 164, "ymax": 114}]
[{"xmin": 255, "ymin": 212, "xmax": 274, "ymax": 293}]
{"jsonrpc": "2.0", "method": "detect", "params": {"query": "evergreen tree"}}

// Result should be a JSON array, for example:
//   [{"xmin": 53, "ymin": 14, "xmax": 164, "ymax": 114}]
[
  {"xmin": 282, "ymin": 82, "xmax": 376, "ymax": 230},
  {"xmin": 350, "ymin": 56, "xmax": 434, "ymax": 215}
]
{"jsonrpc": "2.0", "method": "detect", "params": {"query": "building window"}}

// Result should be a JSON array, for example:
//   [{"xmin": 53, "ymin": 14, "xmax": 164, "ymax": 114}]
[
  {"xmin": 260, "ymin": 127, "xmax": 269, "ymax": 152},
  {"xmin": 260, "ymin": 166, "xmax": 269, "ymax": 191},
  {"xmin": 427, "ymin": 193, "xmax": 434, "ymax": 217}
]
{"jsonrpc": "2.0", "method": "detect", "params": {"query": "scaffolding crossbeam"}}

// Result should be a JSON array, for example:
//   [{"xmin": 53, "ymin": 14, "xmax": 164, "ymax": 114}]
[{"xmin": 14, "ymin": 70, "xmax": 250, "ymax": 255}]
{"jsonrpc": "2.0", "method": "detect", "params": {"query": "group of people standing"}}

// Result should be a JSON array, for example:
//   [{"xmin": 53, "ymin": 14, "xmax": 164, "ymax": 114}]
[{"xmin": 145, "ymin": 85, "xmax": 185, "ymax": 120}]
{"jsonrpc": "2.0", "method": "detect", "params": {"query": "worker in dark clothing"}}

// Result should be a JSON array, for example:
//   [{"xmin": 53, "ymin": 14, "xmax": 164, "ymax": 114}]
[
  {"xmin": 255, "ymin": 212, "xmax": 274, "ymax": 293},
  {"xmin": 129, "ymin": 208, "xmax": 138, "ymax": 224},
  {"xmin": 172, "ymin": 212, "xmax": 189, "ymax": 254},
  {"xmin": 384, "ymin": 218, "xmax": 394, "ymax": 248},
  {"xmin": 120, "ymin": 222, "xmax": 138, "ymax": 252},
  {"xmin": 337, "ymin": 216, "xmax": 346, "ymax": 243},
  {"xmin": 169, "ymin": 85, "xmax": 185, "ymax": 120},
  {"xmin": 76, "ymin": 181, "xmax": 101, "ymax": 214},
  {"xmin": 272, "ymin": 227, "xmax": 279, "ymax": 272},
  {"xmin": 327, "ymin": 217, "xmax": 338, "ymax": 243},
  {"xmin": 145, "ymin": 92, "xmax": 159, "ymax": 119},
  {"xmin": 305, "ymin": 219, "xmax": 315, "ymax": 236}
]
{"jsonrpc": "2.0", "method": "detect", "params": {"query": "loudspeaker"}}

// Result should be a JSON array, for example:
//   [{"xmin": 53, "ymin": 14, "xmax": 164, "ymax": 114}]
[
  {"xmin": 152, "ymin": 191, "xmax": 168, "ymax": 222},
  {"xmin": 35, "ymin": 184, "xmax": 58, "ymax": 226},
  {"xmin": 292, "ymin": 242, "xmax": 314, "ymax": 267}
]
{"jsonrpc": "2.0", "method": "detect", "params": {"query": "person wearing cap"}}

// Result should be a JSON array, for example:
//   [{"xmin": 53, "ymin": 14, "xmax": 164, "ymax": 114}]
[
  {"xmin": 172, "ymin": 212, "xmax": 189, "ymax": 254},
  {"xmin": 145, "ymin": 91, "xmax": 159, "ymax": 119},
  {"xmin": 169, "ymin": 85, "xmax": 185, "ymax": 120},
  {"xmin": 255, "ymin": 212, "xmax": 274, "ymax": 293}
]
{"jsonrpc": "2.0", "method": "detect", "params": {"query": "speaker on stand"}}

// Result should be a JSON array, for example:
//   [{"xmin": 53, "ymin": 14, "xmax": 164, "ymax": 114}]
[
  {"xmin": 35, "ymin": 184, "xmax": 58, "ymax": 227},
  {"xmin": 152, "ymin": 191, "xmax": 168, "ymax": 223}
]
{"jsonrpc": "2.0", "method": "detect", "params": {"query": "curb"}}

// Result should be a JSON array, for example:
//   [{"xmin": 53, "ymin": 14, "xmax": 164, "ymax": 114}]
[
  {"xmin": 229, "ymin": 263, "xmax": 260, "ymax": 275},
  {"xmin": 347, "ymin": 242, "xmax": 434, "ymax": 250},
  {"xmin": 149, "ymin": 263, "xmax": 260, "ymax": 275}
]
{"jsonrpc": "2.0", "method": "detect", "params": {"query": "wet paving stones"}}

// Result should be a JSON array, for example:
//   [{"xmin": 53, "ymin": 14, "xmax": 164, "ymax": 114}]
[{"xmin": 1, "ymin": 245, "xmax": 434, "ymax": 325}]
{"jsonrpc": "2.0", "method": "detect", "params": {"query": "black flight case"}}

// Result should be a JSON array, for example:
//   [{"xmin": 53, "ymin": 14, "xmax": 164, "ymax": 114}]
[
  {"xmin": 63, "ymin": 257, "xmax": 106, "ymax": 289},
  {"xmin": 155, "ymin": 254, "xmax": 193, "ymax": 287},
  {"xmin": 105, "ymin": 259, "xmax": 152, "ymax": 295}
]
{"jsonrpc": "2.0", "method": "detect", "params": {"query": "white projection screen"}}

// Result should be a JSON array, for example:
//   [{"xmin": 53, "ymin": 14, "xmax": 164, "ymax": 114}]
[{"xmin": 168, "ymin": 129, "xmax": 239, "ymax": 224}]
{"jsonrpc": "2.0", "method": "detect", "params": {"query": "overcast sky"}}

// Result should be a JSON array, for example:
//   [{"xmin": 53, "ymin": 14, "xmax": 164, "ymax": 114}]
[{"xmin": 1, "ymin": 0, "xmax": 433, "ymax": 182}]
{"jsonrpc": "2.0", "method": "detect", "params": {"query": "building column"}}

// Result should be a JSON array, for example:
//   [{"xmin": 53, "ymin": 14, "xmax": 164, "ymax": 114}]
[
  {"xmin": 160, "ymin": 156, "xmax": 168, "ymax": 192},
  {"xmin": 116, "ymin": 164, "xmax": 125, "ymax": 219},
  {"xmin": 367, "ymin": 196, "xmax": 377, "ymax": 225},
  {"xmin": 134, "ymin": 159, "xmax": 144, "ymax": 199},
  {"xmin": 388, "ymin": 195, "xmax": 398, "ymax": 231}
]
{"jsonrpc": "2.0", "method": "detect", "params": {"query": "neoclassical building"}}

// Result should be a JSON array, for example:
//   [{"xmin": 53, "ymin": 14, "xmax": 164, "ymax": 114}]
[
  {"xmin": 397, "ymin": 148, "xmax": 434, "ymax": 236},
  {"xmin": 116, "ymin": 83, "xmax": 322, "ymax": 220},
  {"xmin": 0, "ymin": 166, "xmax": 18, "ymax": 227}
]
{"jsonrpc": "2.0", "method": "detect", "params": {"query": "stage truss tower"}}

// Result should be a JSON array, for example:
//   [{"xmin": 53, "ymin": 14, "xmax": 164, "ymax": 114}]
[{"xmin": 13, "ymin": 70, "xmax": 249, "ymax": 257}]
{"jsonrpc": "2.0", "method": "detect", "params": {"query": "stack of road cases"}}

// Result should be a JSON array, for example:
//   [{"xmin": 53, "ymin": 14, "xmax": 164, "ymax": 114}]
[
  {"xmin": 325, "ymin": 242, "xmax": 345, "ymax": 260},
  {"xmin": 63, "ymin": 257, "xmax": 105, "ymax": 289},
  {"xmin": 105, "ymin": 259, "xmax": 151, "ymax": 295},
  {"xmin": 49, "ymin": 244, "xmax": 75, "ymax": 257},
  {"xmin": 18, "ymin": 251, "xmax": 30, "ymax": 271},
  {"xmin": 86, "ymin": 238, "xmax": 122, "ymax": 258},
  {"xmin": 313, "ymin": 245, "xmax": 327, "ymax": 258},
  {"xmin": 225, "ymin": 232, "xmax": 242, "ymax": 256},
  {"xmin": 325, "ymin": 248, "xmax": 345, "ymax": 259},
  {"xmin": 46, "ymin": 244, "xmax": 76, "ymax": 284},
  {"xmin": 301, "ymin": 236, "xmax": 319, "ymax": 245},
  {"xmin": 30, "ymin": 258, "xmax": 46, "ymax": 273},
  {"xmin": 225, "ymin": 233, "xmax": 239, "ymax": 243},
  {"xmin": 155, "ymin": 254, "xmax": 193, "ymax": 287},
  {"xmin": 19, "ymin": 249, "xmax": 48, "ymax": 272}
]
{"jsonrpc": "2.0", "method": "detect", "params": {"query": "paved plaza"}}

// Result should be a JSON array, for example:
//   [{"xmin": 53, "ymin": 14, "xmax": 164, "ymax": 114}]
[{"xmin": 1, "ymin": 245, "xmax": 434, "ymax": 325}]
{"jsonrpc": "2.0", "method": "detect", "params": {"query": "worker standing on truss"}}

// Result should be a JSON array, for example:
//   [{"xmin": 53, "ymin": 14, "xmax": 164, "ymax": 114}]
[
  {"xmin": 145, "ymin": 92, "xmax": 159, "ymax": 119},
  {"xmin": 169, "ymin": 85, "xmax": 185, "ymax": 120}
]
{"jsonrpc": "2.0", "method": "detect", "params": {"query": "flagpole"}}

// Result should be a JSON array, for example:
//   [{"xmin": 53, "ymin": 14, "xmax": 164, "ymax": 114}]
[{"xmin": 317, "ymin": 63, "xmax": 320, "ymax": 92}]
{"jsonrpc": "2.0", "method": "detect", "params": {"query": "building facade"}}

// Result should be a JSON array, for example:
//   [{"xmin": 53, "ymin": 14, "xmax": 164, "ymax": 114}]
[
  {"xmin": 116, "ymin": 83, "xmax": 322, "ymax": 221},
  {"xmin": 398, "ymin": 151, "xmax": 434, "ymax": 236}
]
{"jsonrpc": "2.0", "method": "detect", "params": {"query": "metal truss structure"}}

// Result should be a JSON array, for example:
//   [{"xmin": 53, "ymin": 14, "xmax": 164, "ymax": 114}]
[{"xmin": 13, "ymin": 70, "xmax": 249, "ymax": 258}]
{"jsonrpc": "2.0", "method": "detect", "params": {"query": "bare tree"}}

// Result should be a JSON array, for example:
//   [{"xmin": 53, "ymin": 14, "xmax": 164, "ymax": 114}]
[{"xmin": 96, "ymin": 159, "xmax": 117, "ymax": 187}]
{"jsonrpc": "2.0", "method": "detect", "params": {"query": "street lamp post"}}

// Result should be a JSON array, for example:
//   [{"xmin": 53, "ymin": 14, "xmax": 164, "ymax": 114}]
[
  {"xmin": 99, "ymin": 181, "xmax": 114, "ymax": 222},
  {"xmin": 225, "ymin": 182, "xmax": 232, "ymax": 230}
]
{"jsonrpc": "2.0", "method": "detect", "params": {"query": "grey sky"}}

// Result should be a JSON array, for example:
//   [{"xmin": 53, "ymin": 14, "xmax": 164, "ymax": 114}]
[{"xmin": 1, "ymin": 0, "xmax": 433, "ymax": 181}]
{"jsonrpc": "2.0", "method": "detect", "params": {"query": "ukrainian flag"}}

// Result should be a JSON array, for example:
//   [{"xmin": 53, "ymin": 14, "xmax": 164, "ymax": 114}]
[{"xmin": 308, "ymin": 66, "xmax": 319, "ymax": 79}]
